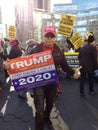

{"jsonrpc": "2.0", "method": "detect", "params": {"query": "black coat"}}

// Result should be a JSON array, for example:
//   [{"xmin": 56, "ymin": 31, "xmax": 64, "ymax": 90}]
[
  {"xmin": 79, "ymin": 44, "xmax": 97, "ymax": 74},
  {"xmin": 8, "ymin": 45, "xmax": 22, "ymax": 59},
  {"xmin": 0, "ymin": 53, "xmax": 7, "ymax": 83},
  {"xmin": 30, "ymin": 43, "xmax": 74, "ymax": 76}
]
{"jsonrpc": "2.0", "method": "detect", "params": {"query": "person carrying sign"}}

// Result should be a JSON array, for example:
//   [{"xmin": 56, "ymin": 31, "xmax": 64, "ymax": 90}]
[
  {"xmin": 29, "ymin": 26, "xmax": 82, "ymax": 130},
  {"xmin": 4, "ymin": 26, "xmax": 81, "ymax": 130}
]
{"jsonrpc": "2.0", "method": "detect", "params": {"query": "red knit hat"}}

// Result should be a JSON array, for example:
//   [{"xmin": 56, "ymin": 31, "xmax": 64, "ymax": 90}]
[{"xmin": 9, "ymin": 40, "xmax": 17, "ymax": 45}]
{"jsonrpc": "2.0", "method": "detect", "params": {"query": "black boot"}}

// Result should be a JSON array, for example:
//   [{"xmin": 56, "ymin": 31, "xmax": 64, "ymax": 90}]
[
  {"xmin": 44, "ymin": 117, "xmax": 54, "ymax": 129},
  {"xmin": 44, "ymin": 112, "xmax": 53, "ymax": 129}
]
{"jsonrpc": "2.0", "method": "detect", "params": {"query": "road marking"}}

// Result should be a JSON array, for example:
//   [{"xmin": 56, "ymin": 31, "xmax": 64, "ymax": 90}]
[
  {"xmin": 85, "ymin": 101, "xmax": 98, "ymax": 120},
  {"xmin": 51, "ymin": 106, "xmax": 70, "ymax": 130}
]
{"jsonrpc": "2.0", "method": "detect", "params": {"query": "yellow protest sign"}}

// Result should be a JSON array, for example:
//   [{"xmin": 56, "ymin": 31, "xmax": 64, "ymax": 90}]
[
  {"xmin": 8, "ymin": 25, "xmax": 16, "ymax": 39},
  {"xmin": 85, "ymin": 32, "xmax": 93, "ymax": 39},
  {"xmin": 64, "ymin": 52, "xmax": 79, "ymax": 70},
  {"xmin": 9, "ymin": 25, "xmax": 16, "ymax": 32},
  {"xmin": 70, "ymin": 32, "xmax": 84, "ymax": 49},
  {"xmin": 58, "ymin": 14, "xmax": 76, "ymax": 37}
]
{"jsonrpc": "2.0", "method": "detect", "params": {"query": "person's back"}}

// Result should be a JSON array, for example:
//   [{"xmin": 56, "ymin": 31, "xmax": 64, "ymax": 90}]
[
  {"xmin": 79, "ymin": 43, "xmax": 97, "ymax": 73},
  {"xmin": 96, "ymin": 44, "xmax": 98, "ymax": 67},
  {"xmin": 8, "ymin": 40, "xmax": 22, "ymax": 59},
  {"xmin": 79, "ymin": 35, "xmax": 97, "ymax": 97}
]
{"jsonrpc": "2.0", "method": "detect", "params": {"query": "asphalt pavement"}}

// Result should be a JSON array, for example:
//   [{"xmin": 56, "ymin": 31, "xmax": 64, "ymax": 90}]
[
  {"xmin": 56, "ymin": 75, "xmax": 98, "ymax": 130},
  {"xmin": 0, "ymin": 76, "xmax": 98, "ymax": 130}
]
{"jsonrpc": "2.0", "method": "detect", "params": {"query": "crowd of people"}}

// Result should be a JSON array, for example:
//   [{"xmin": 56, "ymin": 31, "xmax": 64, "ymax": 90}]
[
  {"xmin": 59, "ymin": 33, "xmax": 98, "ymax": 97},
  {"xmin": 0, "ymin": 38, "xmax": 23, "ymax": 86},
  {"xmin": 0, "ymin": 26, "xmax": 98, "ymax": 130}
]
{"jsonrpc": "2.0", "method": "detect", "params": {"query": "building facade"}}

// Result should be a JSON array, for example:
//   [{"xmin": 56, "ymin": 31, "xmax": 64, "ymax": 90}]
[
  {"xmin": 15, "ymin": 0, "xmax": 34, "ymax": 44},
  {"xmin": 73, "ymin": 0, "xmax": 98, "ymax": 42},
  {"xmin": 76, "ymin": 8, "xmax": 98, "ymax": 42},
  {"xmin": 53, "ymin": 3, "xmax": 98, "ymax": 42},
  {"xmin": 72, "ymin": 0, "xmax": 98, "ymax": 10},
  {"xmin": 0, "ymin": 6, "xmax": 2, "ymax": 39},
  {"xmin": 15, "ymin": 0, "xmax": 51, "ymax": 44},
  {"xmin": 34, "ymin": 0, "xmax": 51, "ymax": 11}
]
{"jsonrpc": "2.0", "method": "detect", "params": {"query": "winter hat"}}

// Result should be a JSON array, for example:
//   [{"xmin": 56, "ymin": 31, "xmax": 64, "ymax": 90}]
[
  {"xmin": 44, "ymin": 26, "xmax": 56, "ymax": 36},
  {"xmin": 9, "ymin": 40, "xmax": 17, "ymax": 45},
  {"xmin": 88, "ymin": 35, "xmax": 95, "ymax": 43}
]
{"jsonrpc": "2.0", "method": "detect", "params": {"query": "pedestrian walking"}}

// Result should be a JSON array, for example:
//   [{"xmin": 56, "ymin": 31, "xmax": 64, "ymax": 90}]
[
  {"xmin": 78, "ymin": 35, "xmax": 97, "ymax": 97},
  {"xmin": 29, "ymin": 26, "xmax": 81, "ymax": 130}
]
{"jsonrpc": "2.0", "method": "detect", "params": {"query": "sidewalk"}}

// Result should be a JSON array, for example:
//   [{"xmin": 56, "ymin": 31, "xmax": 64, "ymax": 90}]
[{"xmin": 0, "ymin": 82, "xmax": 69, "ymax": 130}]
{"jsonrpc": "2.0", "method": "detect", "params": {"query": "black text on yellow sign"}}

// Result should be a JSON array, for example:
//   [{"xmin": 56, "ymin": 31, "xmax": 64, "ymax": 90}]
[
  {"xmin": 8, "ymin": 25, "xmax": 16, "ymax": 39},
  {"xmin": 8, "ymin": 31, "xmax": 16, "ymax": 39},
  {"xmin": 58, "ymin": 25, "xmax": 73, "ymax": 37},
  {"xmin": 64, "ymin": 52, "xmax": 79, "ymax": 70},
  {"xmin": 9, "ymin": 26, "xmax": 16, "ymax": 32},
  {"xmin": 70, "ymin": 32, "xmax": 84, "ymax": 49},
  {"xmin": 59, "ymin": 14, "xmax": 76, "ymax": 26},
  {"xmin": 58, "ymin": 14, "xmax": 76, "ymax": 37}
]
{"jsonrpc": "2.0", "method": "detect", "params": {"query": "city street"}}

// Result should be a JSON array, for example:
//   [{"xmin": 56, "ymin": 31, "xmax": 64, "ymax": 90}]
[
  {"xmin": 0, "ymin": 76, "xmax": 98, "ymax": 130},
  {"xmin": 56, "ymin": 75, "xmax": 98, "ymax": 130},
  {"xmin": 0, "ymin": 0, "xmax": 98, "ymax": 129}
]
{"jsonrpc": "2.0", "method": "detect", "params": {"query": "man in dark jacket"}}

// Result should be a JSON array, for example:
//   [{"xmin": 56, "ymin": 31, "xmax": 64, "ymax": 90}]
[
  {"xmin": 30, "ymin": 26, "xmax": 81, "ymax": 130},
  {"xmin": 8, "ymin": 39, "xmax": 22, "ymax": 59},
  {"xmin": 79, "ymin": 35, "xmax": 97, "ymax": 97},
  {"xmin": 0, "ymin": 47, "xmax": 7, "ymax": 85}
]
